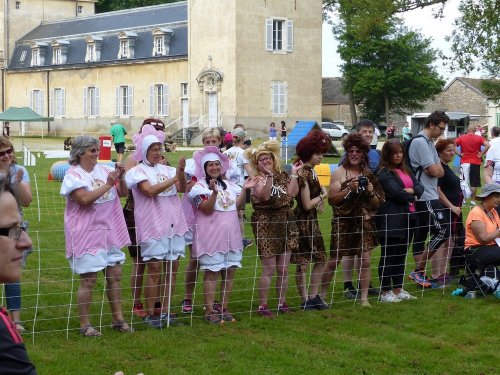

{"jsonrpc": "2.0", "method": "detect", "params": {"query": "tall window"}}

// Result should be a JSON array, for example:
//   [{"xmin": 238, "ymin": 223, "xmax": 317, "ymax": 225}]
[
  {"xmin": 497, "ymin": 113, "xmax": 500, "ymax": 127},
  {"xmin": 31, "ymin": 50, "xmax": 40, "ymax": 66},
  {"xmin": 265, "ymin": 18, "xmax": 293, "ymax": 53},
  {"xmin": 16, "ymin": 1, "xmax": 20, "ymax": 10},
  {"xmin": 51, "ymin": 88, "xmax": 65, "ymax": 117},
  {"xmin": 120, "ymin": 41, "xmax": 129, "ymax": 58},
  {"xmin": 271, "ymin": 81, "xmax": 287, "ymax": 115},
  {"xmin": 149, "ymin": 84, "xmax": 169, "ymax": 116},
  {"xmin": 154, "ymin": 36, "xmax": 164, "ymax": 55},
  {"xmin": 30, "ymin": 90, "xmax": 43, "ymax": 115},
  {"xmin": 83, "ymin": 87, "xmax": 100, "ymax": 117},
  {"xmin": 115, "ymin": 85, "xmax": 133, "ymax": 117},
  {"xmin": 87, "ymin": 45, "xmax": 95, "ymax": 62},
  {"xmin": 77, "ymin": 5, "xmax": 83, "ymax": 14},
  {"xmin": 181, "ymin": 83, "xmax": 188, "ymax": 97},
  {"xmin": 53, "ymin": 48, "xmax": 62, "ymax": 64},
  {"xmin": 20, "ymin": 51, "xmax": 27, "ymax": 62}
]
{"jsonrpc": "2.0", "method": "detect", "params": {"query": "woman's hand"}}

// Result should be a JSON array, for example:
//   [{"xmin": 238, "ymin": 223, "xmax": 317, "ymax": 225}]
[
  {"xmin": 257, "ymin": 161, "xmax": 274, "ymax": 177},
  {"xmin": 115, "ymin": 162, "xmax": 125, "ymax": 180},
  {"xmin": 451, "ymin": 205, "xmax": 461, "ymax": 217},
  {"xmin": 243, "ymin": 176, "xmax": 259, "ymax": 190},
  {"xmin": 320, "ymin": 186, "xmax": 328, "ymax": 200},
  {"xmin": 291, "ymin": 160, "xmax": 304, "ymax": 175},
  {"xmin": 106, "ymin": 169, "xmax": 120, "ymax": 186},
  {"xmin": 208, "ymin": 179, "xmax": 218, "ymax": 191},
  {"xmin": 15, "ymin": 168, "xmax": 24, "ymax": 183},
  {"xmin": 366, "ymin": 180, "xmax": 374, "ymax": 193},
  {"xmin": 176, "ymin": 157, "xmax": 186, "ymax": 178},
  {"xmin": 404, "ymin": 187, "xmax": 414, "ymax": 195}
]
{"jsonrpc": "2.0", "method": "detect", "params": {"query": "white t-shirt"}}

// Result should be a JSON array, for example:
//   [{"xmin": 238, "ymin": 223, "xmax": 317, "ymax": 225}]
[
  {"xmin": 188, "ymin": 179, "xmax": 242, "ymax": 212},
  {"xmin": 223, "ymin": 146, "xmax": 248, "ymax": 186},
  {"xmin": 371, "ymin": 128, "xmax": 380, "ymax": 146}
]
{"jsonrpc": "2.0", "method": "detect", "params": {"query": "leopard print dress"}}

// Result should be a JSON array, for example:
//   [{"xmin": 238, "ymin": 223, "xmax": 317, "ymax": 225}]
[
  {"xmin": 250, "ymin": 172, "xmax": 299, "ymax": 259},
  {"xmin": 291, "ymin": 166, "xmax": 326, "ymax": 265}
]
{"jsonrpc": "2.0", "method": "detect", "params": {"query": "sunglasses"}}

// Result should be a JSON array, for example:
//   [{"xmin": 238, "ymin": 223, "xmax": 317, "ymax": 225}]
[
  {"xmin": 388, "ymin": 139, "xmax": 401, "ymax": 144},
  {"xmin": 0, "ymin": 222, "xmax": 27, "ymax": 241},
  {"xmin": 148, "ymin": 122, "xmax": 165, "ymax": 131},
  {"xmin": 258, "ymin": 156, "xmax": 272, "ymax": 163},
  {"xmin": 0, "ymin": 148, "xmax": 14, "ymax": 157},
  {"xmin": 347, "ymin": 149, "xmax": 363, "ymax": 154},
  {"xmin": 88, "ymin": 148, "xmax": 100, "ymax": 154}
]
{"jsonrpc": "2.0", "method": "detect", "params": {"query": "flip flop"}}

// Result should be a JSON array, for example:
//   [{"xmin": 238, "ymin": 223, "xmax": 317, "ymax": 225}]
[
  {"xmin": 112, "ymin": 320, "xmax": 134, "ymax": 333},
  {"xmin": 80, "ymin": 324, "xmax": 102, "ymax": 337}
]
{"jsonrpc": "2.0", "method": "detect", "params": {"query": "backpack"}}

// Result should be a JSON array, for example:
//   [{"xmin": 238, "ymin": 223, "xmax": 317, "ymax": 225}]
[{"xmin": 403, "ymin": 134, "xmax": 425, "ymax": 180}]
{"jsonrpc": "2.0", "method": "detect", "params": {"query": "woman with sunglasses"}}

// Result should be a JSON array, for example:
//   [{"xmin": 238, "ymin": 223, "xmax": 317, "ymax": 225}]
[
  {"xmin": 0, "ymin": 136, "xmax": 32, "ymax": 334},
  {"xmin": 244, "ymin": 142, "xmax": 303, "ymax": 317},
  {"xmin": 375, "ymin": 139, "xmax": 423, "ymax": 302},
  {"xmin": 0, "ymin": 172, "xmax": 37, "ymax": 374},
  {"xmin": 61, "ymin": 135, "xmax": 131, "ymax": 336}
]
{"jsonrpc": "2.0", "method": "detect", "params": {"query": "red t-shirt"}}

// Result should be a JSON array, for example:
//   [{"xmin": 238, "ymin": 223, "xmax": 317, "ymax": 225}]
[{"xmin": 455, "ymin": 134, "xmax": 484, "ymax": 164}]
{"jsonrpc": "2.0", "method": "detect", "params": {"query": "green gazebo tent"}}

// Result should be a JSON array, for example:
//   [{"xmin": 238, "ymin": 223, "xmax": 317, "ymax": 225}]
[{"xmin": 0, "ymin": 107, "xmax": 53, "ymax": 137}]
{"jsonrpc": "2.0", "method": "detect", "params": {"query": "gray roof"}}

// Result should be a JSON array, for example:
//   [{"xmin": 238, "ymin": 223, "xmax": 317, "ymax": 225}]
[
  {"xmin": 322, "ymin": 77, "xmax": 350, "ymax": 105},
  {"xmin": 9, "ymin": 2, "xmax": 188, "ymax": 70}
]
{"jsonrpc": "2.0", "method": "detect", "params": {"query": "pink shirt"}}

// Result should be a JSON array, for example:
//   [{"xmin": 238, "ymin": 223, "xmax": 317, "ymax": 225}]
[
  {"xmin": 395, "ymin": 169, "xmax": 415, "ymax": 213},
  {"xmin": 60, "ymin": 164, "xmax": 130, "ymax": 259}
]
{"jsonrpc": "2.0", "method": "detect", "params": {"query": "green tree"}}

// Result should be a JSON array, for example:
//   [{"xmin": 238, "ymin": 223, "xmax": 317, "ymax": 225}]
[
  {"xmin": 335, "ymin": 0, "xmax": 444, "ymax": 124},
  {"xmin": 96, "ymin": 0, "xmax": 180, "ymax": 12},
  {"xmin": 447, "ymin": 0, "xmax": 499, "ymax": 100}
]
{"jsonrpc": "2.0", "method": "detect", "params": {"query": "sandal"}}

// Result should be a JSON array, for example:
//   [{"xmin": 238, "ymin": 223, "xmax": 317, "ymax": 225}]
[
  {"xmin": 112, "ymin": 320, "xmax": 134, "ymax": 333},
  {"xmin": 204, "ymin": 312, "xmax": 224, "ymax": 325},
  {"xmin": 14, "ymin": 322, "xmax": 25, "ymax": 335},
  {"xmin": 80, "ymin": 324, "xmax": 102, "ymax": 337}
]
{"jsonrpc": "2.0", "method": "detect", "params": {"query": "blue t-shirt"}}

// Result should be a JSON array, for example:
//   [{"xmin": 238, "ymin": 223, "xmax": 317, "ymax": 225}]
[{"xmin": 269, "ymin": 127, "xmax": 277, "ymax": 137}]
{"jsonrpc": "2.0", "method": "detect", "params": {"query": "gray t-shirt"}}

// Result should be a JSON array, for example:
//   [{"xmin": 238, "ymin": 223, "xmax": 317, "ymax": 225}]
[{"xmin": 408, "ymin": 131, "xmax": 439, "ymax": 201}]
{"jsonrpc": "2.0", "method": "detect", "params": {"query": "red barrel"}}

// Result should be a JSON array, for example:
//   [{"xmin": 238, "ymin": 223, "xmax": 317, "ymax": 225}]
[{"xmin": 99, "ymin": 135, "xmax": 112, "ymax": 161}]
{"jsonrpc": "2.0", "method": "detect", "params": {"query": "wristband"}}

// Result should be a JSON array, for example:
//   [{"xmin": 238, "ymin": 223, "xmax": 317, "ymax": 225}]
[{"xmin": 290, "ymin": 175, "xmax": 298, "ymax": 179}]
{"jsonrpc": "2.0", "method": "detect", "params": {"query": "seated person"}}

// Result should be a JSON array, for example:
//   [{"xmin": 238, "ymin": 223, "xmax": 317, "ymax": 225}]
[
  {"xmin": 63, "ymin": 137, "xmax": 72, "ymax": 150},
  {"xmin": 464, "ymin": 183, "xmax": 500, "ymax": 275},
  {"xmin": 164, "ymin": 135, "xmax": 177, "ymax": 152}
]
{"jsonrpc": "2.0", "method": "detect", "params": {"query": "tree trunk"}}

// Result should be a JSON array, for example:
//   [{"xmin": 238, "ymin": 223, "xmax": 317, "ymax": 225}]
[
  {"xmin": 384, "ymin": 94, "xmax": 390, "ymax": 125},
  {"xmin": 348, "ymin": 90, "xmax": 357, "ymax": 126}
]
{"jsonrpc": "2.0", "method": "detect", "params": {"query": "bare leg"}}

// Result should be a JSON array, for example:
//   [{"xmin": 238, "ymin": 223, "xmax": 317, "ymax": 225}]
[
  {"xmin": 130, "ymin": 256, "xmax": 146, "ymax": 305},
  {"xmin": 359, "ymin": 251, "xmax": 372, "ymax": 303},
  {"xmin": 78, "ymin": 272, "xmax": 98, "ymax": 328},
  {"xmin": 275, "ymin": 251, "xmax": 291, "ymax": 305},
  {"xmin": 309, "ymin": 262, "xmax": 325, "ymax": 297},
  {"xmin": 184, "ymin": 249, "xmax": 199, "ymax": 301},
  {"xmin": 259, "ymin": 257, "xmax": 277, "ymax": 306},
  {"xmin": 470, "ymin": 187, "xmax": 477, "ymax": 202},
  {"xmin": 295, "ymin": 264, "xmax": 308, "ymax": 302},
  {"xmin": 160, "ymin": 259, "xmax": 179, "ymax": 314},
  {"xmin": 430, "ymin": 239, "xmax": 452, "ymax": 279},
  {"xmin": 320, "ymin": 256, "xmax": 339, "ymax": 299},
  {"xmin": 220, "ymin": 267, "xmax": 236, "ymax": 310},
  {"xmin": 342, "ymin": 256, "xmax": 355, "ymax": 286},
  {"xmin": 144, "ymin": 261, "xmax": 161, "ymax": 316},
  {"xmin": 203, "ymin": 270, "xmax": 219, "ymax": 315},
  {"xmin": 104, "ymin": 264, "xmax": 126, "ymax": 323}
]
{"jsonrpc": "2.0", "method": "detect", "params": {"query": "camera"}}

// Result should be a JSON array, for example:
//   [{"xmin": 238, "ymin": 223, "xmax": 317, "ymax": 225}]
[{"xmin": 358, "ymin": 176, "xmax": 369, "ymax": 189}]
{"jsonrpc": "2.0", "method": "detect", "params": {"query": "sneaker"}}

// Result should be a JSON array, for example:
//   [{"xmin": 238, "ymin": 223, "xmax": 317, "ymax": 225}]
[
  {"xmin": 159, "ymin": 313, "xmax": 177, "ymax": 326},
  {"xmin": 133, "ymin": 303, "xmax": 147, "ymax": 319},
  {"xmin": 344, "ymin": 288, "xmax": 358, "ymax": 300},
  {"xmin": 257, "ymin": 304, "xmax": 273, "ymax": 318},
  {"xmin": 368, "ymin": 285, "xmax": 380, "ymax": 296},
  {"xmin": 310, "ymin": 295, "xmax": 330, "ymax": 310},
  {"xmin": 379, "ymin": 291, "xmax": 401, "ymax": 303},
  {"xmin": 242, "ymin": 238, "xmax": 254, "ymax": 248},
  {"xmin": 213, "ymin": 301, "xmax": 222, "ymax": 313},
  {"xmin": 409, "ymin": 270, "xmax": 432, "ymax": 288},
  {"xmin": 204, "ymin": 312, "xmax": 224, "ymax": 325},
  {"xmin": 154, "ymin": 302, "xmax": 162, "ymax": 316},
  {"xmin": 429, "ymin": 278, "xmax": 445, "ymax": 289},
  {"xmin": 143, "ymin": 315, "xmax": 163, "ymax": 329},
  {"xmin": 181, "ymin": 299, "xmax": 193, "ymax": 314},
  {"xmin": 14, "ymin": 322, "xmax": 26, "ymax": 335},
  {"xmin": 277, "ymin": 302, "xmax": 294, "ymax": 314},
  {"xmin": 300, "ymin": 300, "xmax": 317, "ymax": 311},
  {"xmin": 395, "ymin": 289, "xmax": 417, "ymax": 300},
  {"xmin": 221, "ymin": 309, "xmax": 236, "ymax": 323}
]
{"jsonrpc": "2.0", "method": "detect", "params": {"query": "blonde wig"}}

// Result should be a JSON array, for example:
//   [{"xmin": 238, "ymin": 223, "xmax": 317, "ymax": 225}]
[{"xmin": 244, "ymin": 141, "xmax": 283, "ymax": 176}]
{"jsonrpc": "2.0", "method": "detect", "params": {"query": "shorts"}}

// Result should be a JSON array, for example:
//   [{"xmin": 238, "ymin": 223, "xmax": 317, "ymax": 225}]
[
  {"xmin": 114, "ymin": 142, "xmax": 125, "ymax": 154},
  {"xmin": 199, "ymin": 250, "xmax": 243, "ymax": 272},
  {"xmin": 69, "ymin": 247, "xmax": 125, "ymax": 275},
  {"xmin": 461, "ymin": 163, "xmax": 481, "ymax": 188},
  {"xmin": 184, "ymin": 228, "xmax": 194, "ymax": 246},
  {"xmin": 412, "ymin": 200, "xmax": 450, "ymax": 255},
  {"xmin": 140, "ymin": 235, "xmax": 186, "ymax": 262}
]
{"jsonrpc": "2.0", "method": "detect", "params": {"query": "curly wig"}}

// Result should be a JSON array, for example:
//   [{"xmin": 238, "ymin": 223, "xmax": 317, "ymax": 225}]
[
  {"xmin": 341, "ymin": 133, "xmax": 370, "ymax": 167},
  {"xmin": 295, "ymin": 130, "xmax": 331, "ymax": 162},
  {"xmin": 244, "ymin": 141, "xmax": 283, "ymax": 176}
]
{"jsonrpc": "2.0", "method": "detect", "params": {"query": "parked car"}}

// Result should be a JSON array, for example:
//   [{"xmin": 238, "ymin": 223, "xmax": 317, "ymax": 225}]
[{"xmin": 321, "ymin": 122, "xmax": 349, "ymax": 139}]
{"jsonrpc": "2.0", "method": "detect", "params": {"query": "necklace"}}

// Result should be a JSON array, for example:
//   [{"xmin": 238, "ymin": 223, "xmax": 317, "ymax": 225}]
[{"xmin": 480, "ymin": 202, "xmax": 499, "ymax": 229}]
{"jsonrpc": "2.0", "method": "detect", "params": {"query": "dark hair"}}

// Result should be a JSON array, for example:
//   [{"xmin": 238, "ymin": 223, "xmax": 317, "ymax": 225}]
[
  {"xmin": 380, "ymin": 139, "xmax": 410, "ymax": 174},
  {"xmin": 341, "ymin": 133, "xmax": 370, "ymax": 168},
  {"xmin": 203, "ymin": 161, "xmax": 227, "ymax": 190},
  {"xmin": 435, "ymin": 138, "xmax": 455, "ymax": 154},
  {"xmin": 355, "ymin": 119, "xmax": 375, "ymax": 132},
  {"xmin": 295, "ymin": 130, "xmax": 330, "ymax": 163},
  {"xmin": 141, "ymin": 118, "xmax": 165, "ymax": 131},
  {"xmin": 491, "ymin": 126, "xmax": 500, "ymax": 138},
  {"xmin": 425, "ymin": 111, "xmax": 449, "ymax": 127}
]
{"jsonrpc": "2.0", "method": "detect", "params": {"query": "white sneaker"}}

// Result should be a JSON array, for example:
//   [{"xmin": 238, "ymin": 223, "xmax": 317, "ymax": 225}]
[
  {"xmin": 395, "ymin": 289, "xmax": 417, "ymax": 300},
  {"xmin": 470, "ymin": 200, "xmax": 477, "ymax": 207},
  {"xmin": 379, "ymin": 291, "xmax": 401, "ymax": 303}
]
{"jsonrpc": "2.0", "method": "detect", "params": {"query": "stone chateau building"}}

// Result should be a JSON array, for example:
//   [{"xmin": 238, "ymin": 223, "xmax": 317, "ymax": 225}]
[{"xmin": 0, "ymin": 0, "xmax": 322, "ymax": 139}]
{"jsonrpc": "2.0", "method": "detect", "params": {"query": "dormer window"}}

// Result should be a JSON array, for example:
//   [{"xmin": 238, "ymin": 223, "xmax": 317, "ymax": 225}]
[
  {"xmin": 85, "ymin": 36, "xmax": 102, "ymax": 62},
  {"xmin": 118, "ymin": 32, "xmax": 137, "ymax": 59},
  {"xmin": 152, "ymin": 28, "xmax": 174, "ymax": 56},
  {"xmin": 51, "ymin": 40, "xmax": 70, "ymax": 65},
  {"xmin": 30, "ymin": 42, "xmax": 48, "ymax": 66},
  {"xmin": 20, "ymin": 51, "xmax": 27, "ymax": 63}
]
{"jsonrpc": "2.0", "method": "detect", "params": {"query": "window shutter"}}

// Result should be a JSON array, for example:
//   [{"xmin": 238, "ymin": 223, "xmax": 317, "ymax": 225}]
[
  {"xmin": 83, "ymin": 88, "xmax": 88, "ymax": 116},
  {"xmin": 29, "ymin": 91, "xmax": 33, "ymax": 110},
  {"xmin": 284, "ymin": 82, "xmax": 288, "ymax": 114},
  {"xmin": 162, "ymin": 84, "xmax": 169, "ymax": 116},
  {"xmin": 265, "ymin": 19, "xmax": 273, "ymax": 51},
  {"xmin": 149, "ymin": 85, "xmax": 155, "ymax": 116},
  {"xmin": 128, "ymin": 85, "xmax": 134, "ymax": 116},
  {"xmin": 49, "ymin": 89, "xmax": 54, "ymax": 117},
  {"xmin": 61, "ymin": 88, "xmax": 66, "ymax": 117},
  {"xmin": 115, "ymin": 86, "xmax": 120, "ymax": 116},
  {"xmin": 95, "ymin": 87, "xmax": 100, "ymax": 116},
  {"xmin": 39, "ymin": 91, "xmax": 44, "ymax": 115},
  {"xmin": 286, "ymin": 20, "xmax": 293, "ymax": 52}
]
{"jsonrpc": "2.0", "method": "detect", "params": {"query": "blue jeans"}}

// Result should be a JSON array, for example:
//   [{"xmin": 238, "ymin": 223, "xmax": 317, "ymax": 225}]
[{"xmin": 4, "ymin": 281, "xmax": 21, "ymax": 311}]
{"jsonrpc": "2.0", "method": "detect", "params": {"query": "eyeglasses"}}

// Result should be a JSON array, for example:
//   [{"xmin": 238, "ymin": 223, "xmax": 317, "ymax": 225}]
[
  {"xmin": 0, "ymin": 222, "xmax": 27, "ymax": 241},
  {"xmin": 258, "ymin": 156, "xmax": 272, "ymax": 163},
  {"xmin": 87, "ymin": 148, "xmax": 100, "ymax": 154},
  {"xmin": 148, "ymin": 122, "xmax": 165, "ymax": 131},
  {"xmin": 347, "ymin": 149, "xmax": 362, "ymax": 154},
  {"xmin": 388, "ymin": 139, "xmax": 400, "ymax": 144},
  {"xmin": 0, "ymin": 148, "xmax": 14, "ymax": 157},
  {"xmin": 439, "ymin": 126, "xmax": 446, "ymax": 131}
]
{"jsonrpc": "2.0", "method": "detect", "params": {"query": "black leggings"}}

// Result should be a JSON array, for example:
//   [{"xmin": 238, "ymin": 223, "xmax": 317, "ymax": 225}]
[
  {"xmin": 378, "ymin": 236, "xmax": 408, "ymax": 291},
  {"xmin": 466, "ymin": 245, "xmax": 500, "ymax": 273}
]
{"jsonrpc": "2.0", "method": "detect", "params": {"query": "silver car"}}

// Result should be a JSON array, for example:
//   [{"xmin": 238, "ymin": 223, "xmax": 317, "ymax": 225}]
[{"xmin": 321, "ymin": 122, "xmax": 349, "ymax": 139}]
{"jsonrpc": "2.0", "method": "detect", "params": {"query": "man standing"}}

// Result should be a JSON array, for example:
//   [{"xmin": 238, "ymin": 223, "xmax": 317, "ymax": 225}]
[
  {"xmin": 110, "ymin": 121, "xmax": 127, "ymax": 162},
  {"xmin": 402, "ymin": 122, "xmax": 411, "ymax": 141},
  {"xmin": 455, "ymin": 125, "xmax": 489, "ymax": 206},
  {"xmin": 370, "ymin": 125, "xmax": 380, "ymax": 150},
  {"xmin": 408, "ymin": 111, "xmax": 450, "ymax": 287}
]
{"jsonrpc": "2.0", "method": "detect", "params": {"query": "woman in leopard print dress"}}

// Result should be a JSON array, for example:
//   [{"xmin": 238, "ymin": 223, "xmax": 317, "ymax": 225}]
[
  {"xmin": 291, "ymin": 130, "xmax": 330, "ymax": 310},
  {"xmin": 245, "ymin": 141, "xmax": 303, "ymax": 317}
]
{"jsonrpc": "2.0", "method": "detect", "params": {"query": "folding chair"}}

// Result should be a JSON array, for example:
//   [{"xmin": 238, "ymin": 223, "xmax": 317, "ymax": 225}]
[{"xmin": 460, "ymin": 248, "xmax": 500, "ymax": 298}]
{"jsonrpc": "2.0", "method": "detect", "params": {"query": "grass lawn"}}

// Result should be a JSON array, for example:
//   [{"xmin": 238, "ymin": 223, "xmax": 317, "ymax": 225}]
[{"xmin": 5, "ymin": 143, "xmax": 499, "ymax": 375}]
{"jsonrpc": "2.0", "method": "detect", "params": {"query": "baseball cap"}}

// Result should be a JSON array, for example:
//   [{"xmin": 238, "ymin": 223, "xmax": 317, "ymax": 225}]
[{"xmin": 233, "ymin": 128, "xmax": 246, "ymax": 139}]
